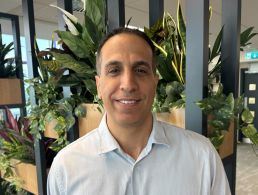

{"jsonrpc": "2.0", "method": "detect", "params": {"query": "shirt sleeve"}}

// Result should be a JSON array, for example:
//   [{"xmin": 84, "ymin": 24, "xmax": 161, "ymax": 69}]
[
  {"xmin": 208, "ymin": 141, "xmax": 232, "ymax": 195},
  {"xmin": 47, "ymin": 156, "xmax": 65, "ymax": 195}
]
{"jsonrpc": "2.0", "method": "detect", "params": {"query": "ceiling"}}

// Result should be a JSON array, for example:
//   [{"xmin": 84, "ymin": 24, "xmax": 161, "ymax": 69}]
[{"xmin": 0, "ymin": 0, "xmax": 258, "ymax": 52}]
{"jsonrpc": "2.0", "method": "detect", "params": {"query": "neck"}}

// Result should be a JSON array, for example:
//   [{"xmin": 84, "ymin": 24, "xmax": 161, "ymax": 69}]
[{"xmin": 107, "ymin": 114, "xmax": 153, "ymax": 160}]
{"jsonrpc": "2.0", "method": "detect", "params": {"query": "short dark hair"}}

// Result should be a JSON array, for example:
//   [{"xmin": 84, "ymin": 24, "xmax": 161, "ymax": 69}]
[{"xmin": 96, "ymin": 27, "xmax": 156, "ymax": 74}]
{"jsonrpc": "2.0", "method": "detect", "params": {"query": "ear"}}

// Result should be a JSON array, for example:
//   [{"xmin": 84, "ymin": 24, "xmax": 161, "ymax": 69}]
[
  {"xmin": 154, "ymin": 73, "xmax": 159, "ymax": 87},
  {"xmin": 95, "ymin": 75, "xmax": 102, "ymax": 99}
]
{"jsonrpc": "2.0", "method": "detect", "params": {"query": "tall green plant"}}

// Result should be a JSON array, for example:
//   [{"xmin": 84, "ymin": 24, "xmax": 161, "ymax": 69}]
[
  {"xmin": 197, "ymin": 85, "xmax": 258, "ymax": 148},
  {"xmin": 146, "ymin": 0, "xmax": 257, "ymax": 149},
  {"xmin": 0, "ymin": 32, "xmax": 16, "ymax": 78},
  {"xmin": 0, "ymin": 107, "xmax": 55, "ymax": 191},
  {"xmin": 145, "ymin": 2, "xmax": 257, "ymax": 111},
  {"xmin": 27, "ymin": 0, "xmax": 106, "ymax": 151},
  {"xmin": 208, "ymin": 26, "xmax": 257, "ymax": 86},
  {"xmin": 145, "ymin": 2, "xmax": 186, "ymax": 112}
]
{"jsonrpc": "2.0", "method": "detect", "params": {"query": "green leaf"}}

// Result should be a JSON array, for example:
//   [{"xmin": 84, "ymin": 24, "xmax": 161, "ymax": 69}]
[
  {"xmin": 210, "ymin": 27, "xmax": 223, "ymax": 61},
  {"xmin": 241, "ymin": 124, "xmax": 257, "ymax": 138},
  {"xmin": 51, "ymin": 52, "xmax": 93, "ymax": 75},
  {"xmin": 210, "ymin": 134, "xmax": 224, "ymax": 149},
  {"xmin": 250, "ymin": 133, "xmax": 258, "ymax": 145},
  {"xmin": 234, "ymin": 95, "xmax": 244, "ymax": 115},
  {"xmin": 240, "ymin": 27, "xmax": 258, "ymax": 48},
  {"xmin": 56, "ymin": 31, "xmax": 90, "ymax": 58},
  {"xmin": 83, "ymin": 79, "xmax": 97, "ymax": 96},
  {"xmin": 57, "ymin": 74, "xmax": 81, "ymax": 87},
  {"xmin": 81, "ymin": 25, "xmax": 95, "ymax": 54},
  {"xmin": 225, "ymin": 93, "xmax": 234, "ymax": 111},
  {"xmin": 74, "ymin": 104, "xmax": 87, "ymax": 118},
  {"xmin": 85, "ymin": 0, "xmax": 106, "ymax": 32},
  {"xmin": 44, "ymin": 111, "xmax": 56, "ymax": 123},
  {"xmin": 208, "ymin": 119, "xmax": 225, "ymax": 130},
  {"xmin": 177, "ymin": 2, "xmax": 186, "ymax": 47},
  {"xmin": 156, "ymin": 54, "xmax": 176, "ymax": 82},
  {"xmin": 84, "ymin": 14, "xmax": 103, "ymax": 47},
  {"xmin": 241, "ymin": 109, "xmax": 254, "ymax": 124}
]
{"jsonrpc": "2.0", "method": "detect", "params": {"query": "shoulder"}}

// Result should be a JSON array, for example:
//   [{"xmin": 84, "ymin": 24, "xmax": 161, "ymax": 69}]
[
  {"xmin": 47, "ymin": 128, "xmax": 101, "ymax": 192},
  {"xmin": 157, "ymin": 120, "xmax": 215, "ymax": 155},
  {"xmin": 55, "ymin": 128, "xmax": 100, "ymax": 161}
]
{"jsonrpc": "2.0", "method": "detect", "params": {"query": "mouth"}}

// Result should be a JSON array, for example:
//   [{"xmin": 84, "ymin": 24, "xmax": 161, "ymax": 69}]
[{"xmin": 116, "ymin": 99, "xmax": 141, "ymax": 105}]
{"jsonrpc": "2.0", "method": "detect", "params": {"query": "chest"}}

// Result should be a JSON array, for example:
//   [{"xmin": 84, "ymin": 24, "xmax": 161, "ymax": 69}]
[{"xmin": 63, "ymin": 150, "xmax": 211, "ymax": 195}]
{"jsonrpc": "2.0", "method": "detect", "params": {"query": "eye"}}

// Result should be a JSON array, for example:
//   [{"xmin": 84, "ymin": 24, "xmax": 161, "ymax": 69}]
[
  {"xmin": 135, "ymin": 67, "xmax": 149, "ymax": 75},
  {"xmin": 107, "ymin": 67, "xmax": 120, "ymax": 76}
]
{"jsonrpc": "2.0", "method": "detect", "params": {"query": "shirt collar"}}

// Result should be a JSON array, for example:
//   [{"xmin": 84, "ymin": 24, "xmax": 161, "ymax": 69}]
[
  {"xmin": 97, "ymin": 113, "xmax": 121, "ymax": 154},
  {"xmin": 147, "ymin": 113, "xmax": 171, "ymax": 148},
  {"xmin": 97, "ymin": 113, "xmax": 171, "ymax": 155}
]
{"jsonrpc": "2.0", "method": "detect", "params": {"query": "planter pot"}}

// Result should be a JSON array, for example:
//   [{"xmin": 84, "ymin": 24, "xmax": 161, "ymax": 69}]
[
  {"xmin": 78, "ymin": 104, "xmax": 103, "ymax": 137},
  {"xmin": 44, "ymin": 104, "xmax": 103, "ymax": 139},
  {"xmin": 207, "ymin": 118, "xmax": 234, "ymax": 159},
  {"xmin": 156, "ymin": 108, "xmax": 185, "ymax": 128},
  {"xmin": 1, "ymin": 160, "xmax": 38, "ymax": 195},
  {"xmin": 218, "ymin": 121, "xmax": 234, "ymax": 159},
  {"xmin": 156, "ymin": 108, "xmax": 234, "ymax": 159},
  {"xmin": 0, "ymin": 78, "xmax": 23, "ymax": 105}
]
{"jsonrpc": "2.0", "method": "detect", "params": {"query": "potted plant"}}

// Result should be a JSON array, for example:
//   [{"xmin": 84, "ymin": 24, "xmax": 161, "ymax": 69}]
[
  {"xmin": 0, "ymin": 107, "xmax": 55, "ymax": 194},
  {"xmin": 0, "ymin": 32, "xmax": 22, "ymax": 106},
  {"xmin": 144, "ymin": 1, "xmax": 257, "ymax": 153},
  {"xmin": 27, "ymin": 0, "xmax": 105, "ymax": 152}
]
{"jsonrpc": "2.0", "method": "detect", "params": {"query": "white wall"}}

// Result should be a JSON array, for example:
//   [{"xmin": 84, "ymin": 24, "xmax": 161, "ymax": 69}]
[{"xmin": 1, "ymin": 17, "xmax": 58, "ymax": 40}]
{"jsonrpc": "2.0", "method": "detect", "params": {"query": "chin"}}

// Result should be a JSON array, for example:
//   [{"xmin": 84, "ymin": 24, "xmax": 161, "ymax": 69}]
[{"xmin": 116, "ymin": 113, "xmax": 150, "ymax": 126}]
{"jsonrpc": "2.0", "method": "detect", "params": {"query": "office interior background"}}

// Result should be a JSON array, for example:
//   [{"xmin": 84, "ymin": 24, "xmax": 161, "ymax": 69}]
[{"xmin": 0, "ymin": 0, "xmax": 258, "ymax": 194}]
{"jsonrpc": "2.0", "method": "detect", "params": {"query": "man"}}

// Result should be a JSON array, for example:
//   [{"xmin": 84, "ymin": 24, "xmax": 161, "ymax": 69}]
[{"xmin": 47, "ymin": 27, "xmax": 231, "ymax": 195}]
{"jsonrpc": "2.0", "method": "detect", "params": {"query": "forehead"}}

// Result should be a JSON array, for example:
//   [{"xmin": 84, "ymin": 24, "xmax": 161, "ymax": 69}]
[{"xmin": 100, "ymin": 33, "xmax": 153, "ymax": 60}]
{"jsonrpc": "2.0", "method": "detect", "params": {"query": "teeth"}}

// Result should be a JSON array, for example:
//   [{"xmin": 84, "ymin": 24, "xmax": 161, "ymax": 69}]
[{"xmin": 119, "ymin": 100, "xmax": 137, "ymax": 104}]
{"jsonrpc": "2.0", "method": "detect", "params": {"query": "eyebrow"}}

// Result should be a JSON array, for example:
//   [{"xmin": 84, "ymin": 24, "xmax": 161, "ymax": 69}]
[
  {"xmin": 104, "ymin": 60, "xmax": 122, "ymax": 68},
  {"xmin": 132, "ymin": 60, "xmax": 151, "ymax": 68},
  {"xmin": 103, "ymin": 60, "xmax": 152, "ymax": 72}
]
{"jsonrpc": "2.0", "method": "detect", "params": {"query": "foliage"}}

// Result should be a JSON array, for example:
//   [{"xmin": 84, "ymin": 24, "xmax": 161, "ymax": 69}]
[
  {"xmin": 0, "ymin": 107, "xmax": 55, "ymax": 191},
  {"xmin": 145, "ymin": 1, "xmax": 257, "ymax": 112},
  {"xmin": 0, "ymin": 108, "xmax": 35, "ymax": 163},
  {"xmin": 197, "ymin": 84, "xmax": 235, "ymax": 148},
  {"xmin": 145, "ymin": 2, "xmax": 186, "ymax": 111},
  {"xmin": 208, "ymin": 26, "xmax": 257, "ymax": 87},
  {"xmin": 0, "ymin": 32, "xmax": 16, "ymax": 78},
  {"xmin": 240, "ymin": 109, "xmax": 258, "ymax": 145},
  {"xmin": 0, "ymin": 107, "xmax": 34, "ymax": 191},
  {"xmin": 153, "ymin": 81, "xmax": 185, "ymax": 112},
  {"xmin": 145, "ymin": 0, "xmax": 257, "ymax": 149},
  {"xmin": 0, "ymin": 180, "xmax": 27, "ymax": 195},
  {"xmin": 197, "ymin": 84, "xmax": 258, "ymax": 148},
  {"xmin": 27, "ymin": 0, "xmax": 106, "ymax": 151}
]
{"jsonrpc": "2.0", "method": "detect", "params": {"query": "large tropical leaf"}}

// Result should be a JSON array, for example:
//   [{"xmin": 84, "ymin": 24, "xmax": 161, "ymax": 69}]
[
  {"xmin": 5, "ymin": 108, "xmax": 19, "ymax": 132},
  {"xmin": 240, "ymin": 27, "xmax": 258, "ymax": 50},
  {"xmin": 84, "ymin": 0, "xmax": 106, "ymax": 32},
  {"xmin": 51, "ymin": 52, "xmax": 96, "ymax": 78},
  {"xmin": 56, "ymin": 31, "xmax": 90, "ymax": 59},
  {"xmin": 177, "ymin": 2, "xmax": 186, "ymax": 48},
  {"xmin": 210, "ymin": 27, "xmax": 223, "ymax": 62}
]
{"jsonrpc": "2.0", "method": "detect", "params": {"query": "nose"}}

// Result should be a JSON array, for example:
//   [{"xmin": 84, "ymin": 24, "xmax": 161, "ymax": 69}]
[{"xmin": 120, "ymin": 70, "xmax": 138, "ymax": 93}]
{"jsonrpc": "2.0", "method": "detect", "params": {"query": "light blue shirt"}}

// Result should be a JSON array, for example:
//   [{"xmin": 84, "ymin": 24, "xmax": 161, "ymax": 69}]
[{"xmin": 47, "ymin": 114, "xmax": 231, "ymax": 195}]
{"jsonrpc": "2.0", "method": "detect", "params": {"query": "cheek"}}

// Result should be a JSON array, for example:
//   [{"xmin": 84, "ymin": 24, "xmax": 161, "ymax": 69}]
[{"xmin": 98, "ymin": 82, "xmax": 115, "ymax": 101}]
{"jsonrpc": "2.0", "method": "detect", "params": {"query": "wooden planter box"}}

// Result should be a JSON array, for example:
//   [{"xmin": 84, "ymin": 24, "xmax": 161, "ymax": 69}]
[
  {"xmin": 44, "ymin": 104, "xmax": 103, "ymax": 139},
  {"xmin": 156, "ymin": 108, "xmax": 185, "ymax": 128},
  {"xmin": 156, "ymin": 109, "xmax": 234, "ymax": 159},
  {"xmin": 0, "ymin": 160, "xmax": 38, "ymax": 195},
  {"xmin": 0, "ymin": 78, "xmax": 23, "ymax": 105},
  {"xmin": 207, "ymin": 117, "xmax": 234, "ymax": 159}
]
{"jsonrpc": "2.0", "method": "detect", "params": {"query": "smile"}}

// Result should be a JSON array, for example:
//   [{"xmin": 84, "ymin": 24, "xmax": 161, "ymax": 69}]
[{"xmin": 117, "ymin": 99, "xmax": 140, "ymax": 104}]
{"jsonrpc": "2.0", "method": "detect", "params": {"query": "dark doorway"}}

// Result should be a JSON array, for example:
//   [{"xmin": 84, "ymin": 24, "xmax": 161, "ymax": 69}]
[{"xmin": 243, "ymin": 71, "xmax": 258, "ymax": 133}]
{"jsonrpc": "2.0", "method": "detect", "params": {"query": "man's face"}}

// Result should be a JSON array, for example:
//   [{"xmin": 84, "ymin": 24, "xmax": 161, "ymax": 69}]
[{"xmin": 95, "ymin": 33, "xmax": 158, "ymax": 128}]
